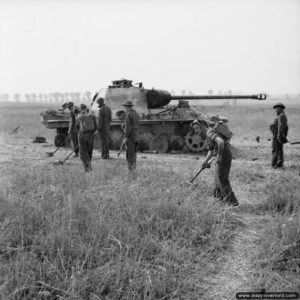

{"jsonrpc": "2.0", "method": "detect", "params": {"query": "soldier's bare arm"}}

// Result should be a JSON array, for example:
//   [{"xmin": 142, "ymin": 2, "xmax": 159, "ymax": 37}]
[{"xmin": 215, "ymin": 136, "xmax": 224, "ymax": 163}]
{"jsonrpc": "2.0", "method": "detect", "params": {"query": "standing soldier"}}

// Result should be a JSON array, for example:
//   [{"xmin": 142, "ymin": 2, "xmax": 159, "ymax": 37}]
[
  {"xmin": 270, "ymin": 103, "xmax": 288, "ymax": 168},
  {"xmin": 76, "ymin": 104, "xmax": 97, "ymax": 172},
  {"xmin": 202, "ymin": 118, "xmax": 238, "ymax": 206},
  {"xmin": 121, "ymin": 101, "xmax": 140, "ymax": 173},
  {"xmin": 67, "ymin": 102, "xmax": 79, "ymax": 157},
  {"xmin": 97, "ymin": 97, "xmax": 112, "ymax": 159}
]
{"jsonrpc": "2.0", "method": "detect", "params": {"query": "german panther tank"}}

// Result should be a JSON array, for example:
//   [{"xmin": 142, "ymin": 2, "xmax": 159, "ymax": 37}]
[{"xmin": 40, "ymin": 79, "xmax": 266, "ymax": 153}]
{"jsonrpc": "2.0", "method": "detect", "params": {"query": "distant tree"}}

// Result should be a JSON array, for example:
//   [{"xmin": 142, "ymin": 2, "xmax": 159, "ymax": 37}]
[
  {"xmin": 48, "ymin": 93, "xmax": 54, "ymax": 103},
  {"xmin": 14, "ymin": 93, "xmax": 21, "ymax": 102},
  {"xmin": 38, "ymin": 93, "xmax": 44, "ymax": 102},
  {"xmin": 181, "ymin": 89, "xmax": 186, "ymax": 95},
  {"xmin": 31, "ymin": 93, "xmax": 37, "ymax": 102},
  {"xmin": 74, "ymin": 92, "xmax": 81, "ymax": 103},
  {"xmin": 64, "ymin": 93, "xmax": 70, "ymax": 102},
  {"xmin": 53, "ymin": 92, "xmax": 60, "ymax": 103},
  {"xmin": 170, "ymin": 90, "xmax": 176, "ymax": 95},
  {"xmin": 85, "ymin": 91, "xmax": 92, "ymax": 102},
  {"xmin": 208, "ymin": 90, "xmax": 214, "ymax": 95},
  {"xmin": 0, "ymin": 94, "xmax": 10, "ymax": 102},
  {"xmin": 25, "ymin": 94, "xmax": 31, "ymax": 102},
  {"xmin": 187, "ymin": 90, "xmax": 194, "ymax": 96},
  {"xmin": 43, "ymin": 94, "xmax": 48, "ymax": 102}
]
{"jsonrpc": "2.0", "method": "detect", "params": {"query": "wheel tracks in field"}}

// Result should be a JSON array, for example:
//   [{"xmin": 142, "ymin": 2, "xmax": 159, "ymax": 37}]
[{"xmin": 203, "ymin": 211, "xmax": 267, "ymax": 300}]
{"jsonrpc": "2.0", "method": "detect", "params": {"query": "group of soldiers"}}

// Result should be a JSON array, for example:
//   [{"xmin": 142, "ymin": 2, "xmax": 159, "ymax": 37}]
[
  {"xmin": 66, "ymin": 98, "xmax": 139, "ymax": 173},
  {"xmin": 66, "ymin": 99, "xmax": 289, "ymax": 207}
]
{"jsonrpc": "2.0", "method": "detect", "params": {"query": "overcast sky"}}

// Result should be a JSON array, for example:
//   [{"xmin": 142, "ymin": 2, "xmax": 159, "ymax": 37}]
[{"xmin": 0, "ymin": 0, "xmax": 299, "ymax": 95}]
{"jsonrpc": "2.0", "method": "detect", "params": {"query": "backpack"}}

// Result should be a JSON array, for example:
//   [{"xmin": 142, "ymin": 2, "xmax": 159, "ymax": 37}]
[
  {"xmin": 79, "ymin": 114, "xmax": 96, "ymax": 132},
  {"xmin": 213, "ymin": 122, "xmax": 233, "ymax": 140}
]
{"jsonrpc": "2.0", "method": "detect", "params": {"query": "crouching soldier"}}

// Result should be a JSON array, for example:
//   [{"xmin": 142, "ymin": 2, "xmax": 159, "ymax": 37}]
[
  {"xmin": 202, "ymin": 117, "xmax": 238, "ymax": 206},
  {"xmin": 67, "ymin": 102, "xmax": 79, "ymax": 157},
  {"xmin": 121, "ymin": 101, "xmax": 140, "ymax": 173},
  {"xmin": 76, "ymin": 104, "xmax": 97, "ymax": 172}
]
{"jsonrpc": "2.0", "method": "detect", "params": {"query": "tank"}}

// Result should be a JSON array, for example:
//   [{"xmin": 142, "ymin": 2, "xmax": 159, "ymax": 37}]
[{"xmin": 40, "ymin": 79, "xmax": 266, "ymax": 153}]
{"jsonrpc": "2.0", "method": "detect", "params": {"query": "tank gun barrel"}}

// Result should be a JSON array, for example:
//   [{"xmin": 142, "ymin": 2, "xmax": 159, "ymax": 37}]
[
  {"xmin": 171, "ymin": 94, "xmax": 267, "ymax": 101},
  {"xmin": 146, "ymin": 90, "xmax": 266, "ymax": 109}
]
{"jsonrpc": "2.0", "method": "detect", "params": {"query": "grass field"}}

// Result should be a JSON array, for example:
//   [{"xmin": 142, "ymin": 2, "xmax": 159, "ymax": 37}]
[{"xmin": 0, "ymin": 102, "xmax": 300, "ymax": 299}]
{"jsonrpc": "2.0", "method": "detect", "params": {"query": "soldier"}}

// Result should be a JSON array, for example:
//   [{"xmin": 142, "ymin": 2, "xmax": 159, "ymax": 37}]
[
  {"xmin": 76, "ymin": 104, "xmax": 97, "ymax": 172},
  {"xmin": 121, "ymin": 100, "xmax": 140, "ymax": 173},
  {"xmin": 97, "ymin": 97, "xmax": 112, "ymax": 159},
  {"xmin": 67, "ymin": 102, "xmax": 79, "ymax": 157},
  {"xmin": 62, "ymin": 102, "xmax": 68, "ymax": 111},
  {"xmin": 202, "ymin": 117, "xmax": 238, "ymax": 206},
  {"xmin": 270, "ymin": 103, "xmax": 288, "ymax": 168}
]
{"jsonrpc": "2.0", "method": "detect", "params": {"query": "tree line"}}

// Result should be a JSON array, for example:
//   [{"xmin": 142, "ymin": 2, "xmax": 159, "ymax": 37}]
[{"xmin": 0, "ymin": 92, "xmax": 93, "ymax": 103}]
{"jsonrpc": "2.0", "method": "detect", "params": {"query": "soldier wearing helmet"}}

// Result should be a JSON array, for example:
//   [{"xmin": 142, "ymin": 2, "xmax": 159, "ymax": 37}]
[
  {"xmin": 67, "ymin": 101, "xmax": 79, "ymax": 157},
  {"xmin": 270, "ymin": 103, "xmax": 288, "ymax": 168},
  {"xmin": 97, "ymin": 97, "xmax": 112, "ymax": 159},
  {"xmin": 122, "ymin": 100, "xmax": 140, "ymax": 173}
]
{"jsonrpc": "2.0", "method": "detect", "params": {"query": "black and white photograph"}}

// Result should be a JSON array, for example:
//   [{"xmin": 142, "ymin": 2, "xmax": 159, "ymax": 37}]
[{"xmin": 0, "ymin": 0, "xmax": 300, "ymax": 299}]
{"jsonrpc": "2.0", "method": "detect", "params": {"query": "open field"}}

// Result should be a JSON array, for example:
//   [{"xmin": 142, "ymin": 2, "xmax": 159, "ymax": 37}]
[{"xmin": 0, "ymin": 102, "xmax": 300, "ymax": 299}]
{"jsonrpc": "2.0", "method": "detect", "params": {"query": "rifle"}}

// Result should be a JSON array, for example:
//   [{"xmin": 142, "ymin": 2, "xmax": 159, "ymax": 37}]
[
  {"xmin": 290, "ymin": 141, "xmax": 300, "ymax": 145},
  {"xmin": 117, "ymin": 140, "xmax": 126, "ymax": 157}
]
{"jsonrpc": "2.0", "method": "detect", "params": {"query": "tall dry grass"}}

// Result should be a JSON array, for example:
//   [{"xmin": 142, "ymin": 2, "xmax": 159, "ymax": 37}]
[
  {"xmin": 250, "ymin": 173, "xmax": 300, "ymax": 293},
  {"xmin": 0, "ymin": 160, "xmax": 240, "ymax": 299}
]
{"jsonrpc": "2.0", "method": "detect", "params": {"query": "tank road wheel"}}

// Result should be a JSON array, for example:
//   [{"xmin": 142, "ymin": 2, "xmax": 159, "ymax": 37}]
[
  {"xmin": 171, "ymin": 135, "xmax": 185, "ymax": 150},
  {"xmin": 138, "ymin": 132, "xmax": 153, "ymax": 151},
  {"xmin": 54, "ymin": 134, "xmax": 67, "ymax": 147},
  {"xmin": 185, "ymin": 131, "xmax": 207, "ymax": 153},
  {"xmin": 149, "ymin": 134, "xmax": 169, "ymax": 153},
  {"xmin": 110, "ymin": 128, "xmax": 124, "ymax": 150}
]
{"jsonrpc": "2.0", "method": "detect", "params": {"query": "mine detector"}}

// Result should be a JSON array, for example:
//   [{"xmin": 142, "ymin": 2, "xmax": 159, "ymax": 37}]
[{"xmin": 40, "ymin": 79, "xmax": 266, "ymax": 153}]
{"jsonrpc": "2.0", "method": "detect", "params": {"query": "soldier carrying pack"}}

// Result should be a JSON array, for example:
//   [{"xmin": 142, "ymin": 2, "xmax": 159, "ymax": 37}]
[{"xmin": 79, "ymin": 114, "xmax": 97, "ymax": 133}]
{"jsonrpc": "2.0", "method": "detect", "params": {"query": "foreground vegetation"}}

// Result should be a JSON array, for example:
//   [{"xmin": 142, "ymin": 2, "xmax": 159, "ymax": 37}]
[
  {"xmin": 0, "ymin": 161, "xmax": 241, "ymax": 299},
  {"xmin": 0, "ymin": 102, "xmax": 300, "ymax": 298}
]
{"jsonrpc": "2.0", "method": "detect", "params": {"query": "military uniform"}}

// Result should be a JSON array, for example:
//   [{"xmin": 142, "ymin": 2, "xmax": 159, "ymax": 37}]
[
  {"xmin": 76, "ymin": 108, "xmax": 97, "ymax": 172},
  {"xmin": 124, "ymin": 104, "xmax": 140, "ymax": 172},
  {"xmin": 270, "ymin": 103, "xmax": 288, "ymax": 168},
  {"xmin": 207, "ymin": 128, "xmax": 238, "ymax": 206},
  {"xmin": 68, "ymin": 107, "xmax": 79, "ymax": 156},
  {"xmin": 98, "ymin": 103, "xmax": 112, "ymax": 159}
]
